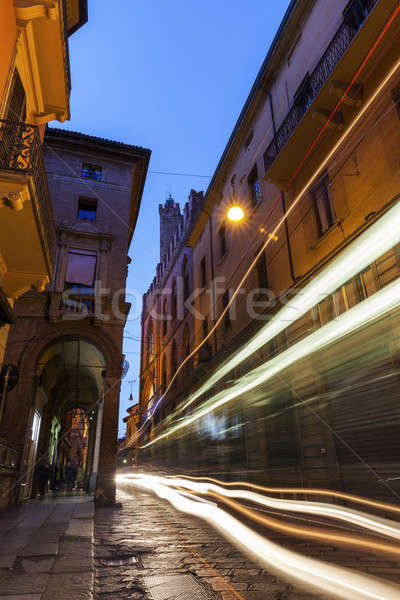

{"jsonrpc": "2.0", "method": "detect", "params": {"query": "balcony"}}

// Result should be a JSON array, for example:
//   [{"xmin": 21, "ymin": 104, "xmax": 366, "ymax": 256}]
[
  {"xmin": 0, "ymin": 120, "xmax": 56, "ymax": 299},
  {"xmin": 62, "ymin": 293, "xmax": 96, "ymax": 316},
  {"xmin": 263, "ymin": 0, "xmax": 399, "ymax": 188}
]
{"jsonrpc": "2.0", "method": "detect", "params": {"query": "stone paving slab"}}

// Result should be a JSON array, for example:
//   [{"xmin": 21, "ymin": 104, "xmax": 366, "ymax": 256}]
[
  {"xmin": 65, "ymin": 517, "xmax": 93, "ymax": 541},
  {"xmin": 42, "ymin": 572, "xmax": 94, "ymax": 600},
  {"xmin": 0, "ymin": 573, "xmax": 50, "ymax": 595},
  {"xmin": 20, "ymin": 543, "xmax": 59, "ymax": 557},
  {"xmin": 74, "ymin": 503, "xmax": 95, "ymax": 520},
  {"xmin": 0, "ymin": 497, "xmax": 94, "ymax": 599}
]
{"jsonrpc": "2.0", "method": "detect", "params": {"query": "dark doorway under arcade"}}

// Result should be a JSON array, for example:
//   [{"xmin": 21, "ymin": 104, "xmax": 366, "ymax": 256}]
[{"xmin": 19, "ymin": 337, "xmax": 106, "ymax": 500}]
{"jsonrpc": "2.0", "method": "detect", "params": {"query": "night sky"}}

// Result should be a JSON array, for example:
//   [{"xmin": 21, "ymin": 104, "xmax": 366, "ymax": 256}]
[{"xmin": 56, "ymin": 0, "xmax": 290, "ymax": 435}]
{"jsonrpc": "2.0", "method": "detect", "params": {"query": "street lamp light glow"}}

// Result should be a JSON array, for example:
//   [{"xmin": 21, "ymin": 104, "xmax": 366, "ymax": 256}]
[{"xmin": 227, "ymin": 205, "xmax": 244, "ymax": 222}]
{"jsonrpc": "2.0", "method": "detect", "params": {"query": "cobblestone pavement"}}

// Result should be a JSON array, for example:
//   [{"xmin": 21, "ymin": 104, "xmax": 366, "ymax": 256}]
[
  {"xmin": 0, "ymin": 495, "xmax": 94, "ymax": 600},
  {"xmin": 94, "ymin": 482, "xmax": 400, "ymax": 600}
]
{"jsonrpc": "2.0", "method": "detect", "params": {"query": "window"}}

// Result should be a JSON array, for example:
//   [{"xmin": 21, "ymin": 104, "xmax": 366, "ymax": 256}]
[
  {"xmin": 171, "ymin": 339, "xmax": 177, "ymax": 385},
  {"xmin": 147, "ymin": 319, "xmax": 153, "ymax": 363},
  {"xmin": 161, "ymin": 354, "xmax": 167, "ymax": 390},
  {"xmin": 248, "ymin": 165, "xmax": 262, "ymax": 207},
  {"xmin": 200, "ymin": 257, "xmax": 207, "ymax": 287},
  {"xmin": 78, "ymin": 197, "xmax": 97, "ymax": 220},
  {"xmin": 162, "ymin": 297, "xmax": 168, "ymax": 336},
  {"xmin": 255, "ymin": 248, "xmax": 268, "ymax": 290},
  {"xmin": 1, "ymin": 70, "xmax": 26, "ymax": 165},
  {"xmin": 183, "ymin": 325, "xmax": 191, "ymax": 377},
  {"xmin": 311, "ymin": 175, "xmax": 335, "ymax": 236},
  {"xmin": 182, "ymin": 256, "xmax": 190, "ymax": 302},
  {"xmin": 6, "ymin": 69, "xmax": 26, "ymax": 122},
  {"xmin": 81, "ymin": 162, "xmax": 102, "ymax": 181},
  {"xmin": 343, "ymin": 0, "xmax": 375, "ymax": 31},
  {"xmin": 171, "ymin": 279, "xmax": 177, "ymax": 320},
  {"xmin": 65, "ymin": 250, "xmax": 97, "ymax": 287},
  {"xmin": 293, "ymin": 74, "xmax": 312, "ymax": 116},
  {"xmin": 219, "ymin": 223, "xmax": 227, "ymax": 258},
  {"xmin": 222, "ymin": 290, "xmax": 231, "ymax": 329}
]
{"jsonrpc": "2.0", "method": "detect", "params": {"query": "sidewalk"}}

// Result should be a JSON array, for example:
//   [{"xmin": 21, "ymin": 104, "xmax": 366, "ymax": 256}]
[{"xmin": 0, "ymin": 495, "xmax": 94, "ymax": 600}]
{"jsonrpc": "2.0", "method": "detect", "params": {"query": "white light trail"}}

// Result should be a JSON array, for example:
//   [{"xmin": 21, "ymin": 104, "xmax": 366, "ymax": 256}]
[
  {"xmin": 118, "ymin": 473, "xmax": 400, "ymax": 600},
  {"xmin": 182, "ymin": 205, "xmax": 400, "ymax": 416},
  {"xmin": 143, "ymin": 273, "xmax": 400, "ymax": 447},
  {"xmin": 131, "ymin": 59, "xmax": 400, "ymax": 441},
  {"xmin": 170, "ymin": 60, "xmax": 400, "ymax": 420},
  {"xmin": 144, "ymin": 475, "xmax": 400, "ymax": 541}
]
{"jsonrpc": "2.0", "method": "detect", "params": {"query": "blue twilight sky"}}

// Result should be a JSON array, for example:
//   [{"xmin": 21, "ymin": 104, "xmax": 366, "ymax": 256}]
[{"xmin": 58, "ymin": 0, "xmax": 290, "ymax": 435}]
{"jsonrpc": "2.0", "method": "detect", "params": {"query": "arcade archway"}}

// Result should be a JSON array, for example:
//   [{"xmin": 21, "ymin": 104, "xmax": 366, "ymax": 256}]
[{"xmin": 22, "ymin": 336, "xmax": 106, "ymax": 497}]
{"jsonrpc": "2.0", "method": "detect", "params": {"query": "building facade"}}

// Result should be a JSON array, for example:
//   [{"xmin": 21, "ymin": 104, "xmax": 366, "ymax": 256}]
[
  {"xmin": 138, "ymin": 0, "xmax": 400, "ymax": 500},
  {"xmin": 0, "ymin": 0, "xmax": 88, "ymax": 367},
  {"xmin": 120, "ymin": 395, "xmax": 140, "ymax": 466},
  {"xmin": 139, "ymin": 190, "xmax": 204, "ymax": 431},
  {"xmin": 0, "ymin": 128, "xmax": 150, "ymax": 508}
]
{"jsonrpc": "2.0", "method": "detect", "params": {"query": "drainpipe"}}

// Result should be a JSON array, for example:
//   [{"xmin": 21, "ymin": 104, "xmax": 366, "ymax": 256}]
[{"xmin": 267, "ymin": 91, "xmax": 296, "ymax": 283}]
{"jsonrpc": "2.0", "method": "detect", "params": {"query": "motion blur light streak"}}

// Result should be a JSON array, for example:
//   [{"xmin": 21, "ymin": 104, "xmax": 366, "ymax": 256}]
[
  {"xmin": 125, "ymin": 58, "xmax": 400, "ymax": 447},
  {"xmin": 177, "ymin": 194, "xmax": 400, "ymax": 415},
  {"xmin": 133, "ymin": 58, "xmax": 400, "ymax": 436},
  {"xmin": 163, "ymin": 477, "xmax": 400, "ymax": 542},
  {"xmin": 121, "ymin": 474, "xmax": 400, "ymax": 545},
  {"xmin": 177, "ymin": 475, "xmax": 400, "ymax": 515},
  {"xmin": 182, "ymin": 488, "xmax": 400, "ymax": 558},
  {"xmin": 118, "ymin": 474, "xmax": 400, "ymax": 600},
  {"xmin": 143, "ymin": 274, "xmax": 400, "ymax": 448}
]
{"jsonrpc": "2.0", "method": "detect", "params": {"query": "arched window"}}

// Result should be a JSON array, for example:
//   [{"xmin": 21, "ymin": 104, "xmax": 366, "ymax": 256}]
[
  {"xmin": 183, "ymin": 324, "xmax": 191, "ymax": 377},
  {"xmin": 182, "ymin": 256, "xmax": 190, "ymax": 302},
  {"xmin": 171, "ymin": 278, "xmax": 177, "ymax": 320},
  {"xmin": 162, "ymin": 297, "xmax": 168, "ymax": 336},
  {"xmin": 171, "ymin": 338, "xmax": 177, "ymax": 386},
  {"xmin": 147, "ymin": 318, "xmax": 153, "ymax": 363},
  {"xmin": 161, "ymin": 354, "xmax": 167, "ymax": 390}
]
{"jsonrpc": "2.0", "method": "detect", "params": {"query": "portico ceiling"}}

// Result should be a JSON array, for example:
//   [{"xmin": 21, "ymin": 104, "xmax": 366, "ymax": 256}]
[{"xmin": 38, "ymin": 338, "xmax": 106, "ymax": 409}]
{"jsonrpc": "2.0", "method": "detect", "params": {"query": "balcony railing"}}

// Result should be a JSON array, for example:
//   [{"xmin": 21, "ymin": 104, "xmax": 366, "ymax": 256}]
[
  {"xmin": 0, "ymin": 119, "xmax": 56, "ymax": 261},
  {"xmin": 263, "ymin": 0, "xmax": 378, "ymax": 173},
  {"xmin": 62, "ymin": 294, "xmax": 96, "ymax": 315}
]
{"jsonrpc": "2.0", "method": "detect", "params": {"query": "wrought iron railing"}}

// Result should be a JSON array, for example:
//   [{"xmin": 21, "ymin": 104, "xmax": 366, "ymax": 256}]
[
  {"xmin": 263, "ymin": 0, "xmax": 378, "ymax": 173},
  {"xmin": 0, "ymin": 119, "xmax": 56, "ymax": 261}
]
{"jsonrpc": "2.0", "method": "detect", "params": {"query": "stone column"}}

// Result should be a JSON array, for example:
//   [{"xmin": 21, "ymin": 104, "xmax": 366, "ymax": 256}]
[
  {"xmin": 95, "ymin": 376, "xmax": 120, "ymax": 506},
  {"xmin": 89, "ymin": 391, "xmax": 104, "ymax": 494},
  {"xmin": 53, "ymin": 232, "xmax": 68, "ymax": 292}
]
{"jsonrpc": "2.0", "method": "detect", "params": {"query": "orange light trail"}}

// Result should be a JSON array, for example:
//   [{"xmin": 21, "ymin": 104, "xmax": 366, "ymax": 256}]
[
  {"xmin": 175, "ymin": 474, "xmax": 400, "ymax": 515},
  {"xmin": 176, "ymin": 487, "xmax": 400, "ymax": 558}
]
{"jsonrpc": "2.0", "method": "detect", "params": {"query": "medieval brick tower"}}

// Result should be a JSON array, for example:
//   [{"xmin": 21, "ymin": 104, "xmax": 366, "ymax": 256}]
[{"xmin": 159, "ymin": 195, "xmax": 181, "ymax": 262}]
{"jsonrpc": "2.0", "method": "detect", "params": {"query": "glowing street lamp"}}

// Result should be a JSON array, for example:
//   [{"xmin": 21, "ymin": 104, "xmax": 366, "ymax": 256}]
[{"xmin": 227, "ymin": 205, "xmax": 244, "ymax": 222}]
